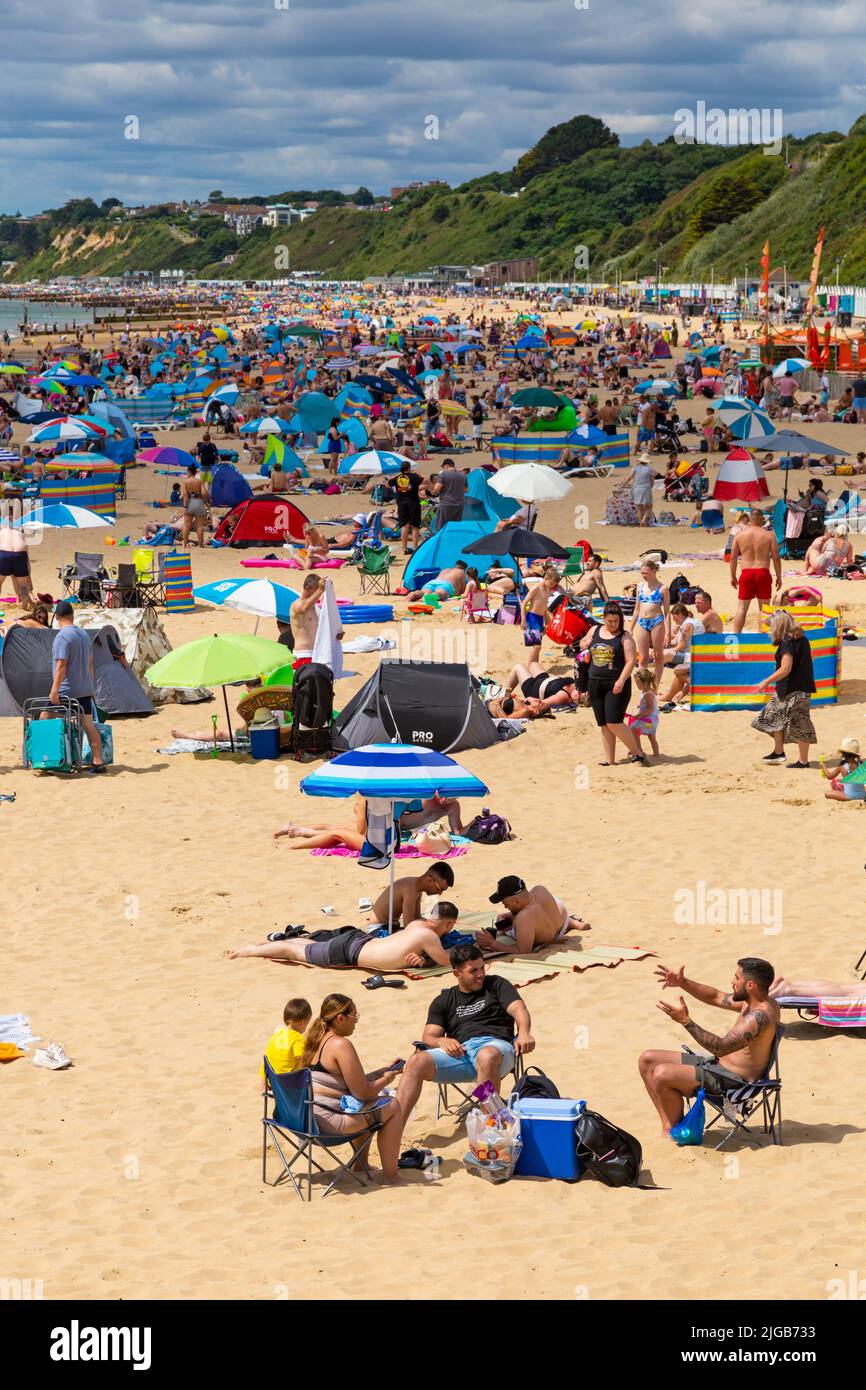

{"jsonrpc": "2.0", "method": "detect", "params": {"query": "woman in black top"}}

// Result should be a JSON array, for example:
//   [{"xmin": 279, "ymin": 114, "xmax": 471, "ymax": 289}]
[
  {"xmin": 752, "ymin": 610, "xmax": 817, "ymax": 767},
  {"xmin": 578, "ymin": 602, "xmax": 646, "ymax": 765}
]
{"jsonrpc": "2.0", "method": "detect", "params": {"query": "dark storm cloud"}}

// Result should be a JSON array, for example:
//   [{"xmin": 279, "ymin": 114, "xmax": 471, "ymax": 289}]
[{"xmin": 2, "ymin": 0, "xmax": 864, "ymax": 211}]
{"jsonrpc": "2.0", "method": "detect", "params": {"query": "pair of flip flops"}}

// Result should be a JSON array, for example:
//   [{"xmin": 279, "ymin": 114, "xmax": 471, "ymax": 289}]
[
  {"xmin": 398, "ymin": 1146, "xmax": 435, "ymax": 1170},
  {"xmin": 266, "ymin": 924, "xmax": 306, "ymax": 942},
  {"xmin": 362, "ymin": 974, "xmax": 406, "ymax": 991}
]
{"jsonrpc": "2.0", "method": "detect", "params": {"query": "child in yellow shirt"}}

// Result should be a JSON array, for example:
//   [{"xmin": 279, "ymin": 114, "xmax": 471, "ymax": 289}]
[{"xmin": 259, "ymin": 997, "xmax": 312, "ymax": 1090}]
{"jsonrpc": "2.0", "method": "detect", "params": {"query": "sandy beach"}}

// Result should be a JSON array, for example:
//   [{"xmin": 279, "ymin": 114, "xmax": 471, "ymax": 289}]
[{"xmin": 3, "ymin": 299, "xmax": 866, "ymax": 1303}]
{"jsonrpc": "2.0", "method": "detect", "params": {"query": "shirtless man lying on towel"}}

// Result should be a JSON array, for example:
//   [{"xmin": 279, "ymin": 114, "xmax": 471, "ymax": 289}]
[
  {"xmin": 474, "ymin": 876, "xmax": 589, "ymax": 955},
  {"xmin": 228, "ymin": 903, "xmax": 459, "ymax": 971}
]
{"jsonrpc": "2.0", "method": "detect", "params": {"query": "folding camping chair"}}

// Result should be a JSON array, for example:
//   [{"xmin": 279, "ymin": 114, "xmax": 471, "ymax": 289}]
[
  {"xmin": 436, "ymin": 1049, "xmax": 525, "ymax": 1120},
  {"xmin": 462, "ymin": 585, "xmax": 493, "ymax": 623},
  {"xmin": 560, "ymin": 546, "xmax": 586, "ymax": 591},
  {"xmin": 357, "ymin": 544, "xmax": 394, "ymax": 595},
  {"xmin": 133, "ymin": 549, "xmax": 167, "ymax": 606},
  {"xmin": 702, "ymin": 1025, "xmax": 784, "ymax": 1149},
  {"xmin": 103, "ymin": 562, "xmax": 142, "ymax": 609},
  {"xmin": 261, "ymin": 1061, "xmax": 385, "ymax": 1200},
  {"xmin": 58, "ymin": 552, "xmax": 108, "ymax": 604}
]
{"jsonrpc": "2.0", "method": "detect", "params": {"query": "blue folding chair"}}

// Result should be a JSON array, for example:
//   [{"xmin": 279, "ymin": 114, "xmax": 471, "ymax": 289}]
[
  {"xmin": 262, "ymin": 1061, "xmax": 385, "ymax": 1200},
  {"xmin": 702, "ymin": 1025, "xmax": 784, "ymax": 1150}
]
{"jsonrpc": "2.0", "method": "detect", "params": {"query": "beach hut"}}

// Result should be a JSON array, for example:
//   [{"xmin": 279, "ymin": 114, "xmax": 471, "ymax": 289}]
[
  {"xmin": 211, "ymin": 494, "xmax": 308, "ymax": 547},
  {"xmin": 331, "ymin": 660, "xmax": 505, "ymax": 754}
]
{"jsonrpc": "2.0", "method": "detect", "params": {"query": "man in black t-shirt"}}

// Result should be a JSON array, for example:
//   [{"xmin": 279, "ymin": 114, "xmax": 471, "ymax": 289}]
[
  {"xmin": 396, "ymin": 944, "xmax": 534, "ymax": 1122},
  {"xmin": 393, "ymin": 459, "xmax": 423, "ymax": 553}
]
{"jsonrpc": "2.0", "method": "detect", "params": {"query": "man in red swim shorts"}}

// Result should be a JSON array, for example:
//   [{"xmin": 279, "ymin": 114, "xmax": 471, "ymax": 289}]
[{"xmin": 729, "ymin": 509, "xmax": 782, "ymax": 633}]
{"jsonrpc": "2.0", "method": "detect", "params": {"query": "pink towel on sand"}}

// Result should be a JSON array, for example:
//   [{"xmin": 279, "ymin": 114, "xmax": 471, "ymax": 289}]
[{"xmin": 311, "ymin": 845, "xmax": 468, "ymax": 860}]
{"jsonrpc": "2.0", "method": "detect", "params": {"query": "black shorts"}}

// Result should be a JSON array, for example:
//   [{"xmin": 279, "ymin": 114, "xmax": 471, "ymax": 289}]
[
  {"xmin": 588, "ymin": 677, "xmax": 631, "ymax": 726},
  {"xmin": 304, "ymin": 927, "xmax": 372, "ymax": 968},
  {"xmin": 681, "ymin": 1048, "xmax": 746, "ymax": 1099},
  {"xmin": 0, "ymin": 550, "xmax": 29, "ymax": 578},
  {"xmin": 61, "ymin": 694, "xmax": 95, "ymax": 718},
  {"xmin": 397, "ymin": 502, "xmax": 421, "ymax": 528}
]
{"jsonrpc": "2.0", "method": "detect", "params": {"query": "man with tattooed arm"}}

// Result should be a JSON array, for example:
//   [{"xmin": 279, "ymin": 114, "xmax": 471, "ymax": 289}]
[{"xmin": 638, "ymin": 958, "xmax": 779, "ymax": 1135}]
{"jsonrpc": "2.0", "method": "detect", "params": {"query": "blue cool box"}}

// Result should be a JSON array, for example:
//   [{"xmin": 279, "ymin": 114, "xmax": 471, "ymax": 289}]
[
  {"xmin": 250, "ymin": 725, "xmax": 281, "ymax": 760},
  {"xmin": 513, "ymin": 1098, "xmax": 586, "ymax": 1181}
]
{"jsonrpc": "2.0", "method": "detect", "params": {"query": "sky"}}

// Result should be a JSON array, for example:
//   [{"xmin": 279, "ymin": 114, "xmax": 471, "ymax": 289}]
[{"xmin": 3, "ymin": 0, "xmax": 866, "ymax": 214}]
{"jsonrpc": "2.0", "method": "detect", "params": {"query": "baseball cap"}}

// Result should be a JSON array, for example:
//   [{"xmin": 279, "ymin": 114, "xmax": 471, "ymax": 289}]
[{"xmin": 489, "ymin": 875, "xmax": 526, "ymax": 904}]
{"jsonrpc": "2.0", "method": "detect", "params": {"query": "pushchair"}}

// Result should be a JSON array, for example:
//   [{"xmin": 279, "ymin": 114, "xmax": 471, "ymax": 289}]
[{"xmin": 664, "ymin": 460, "xmax": 707, "ymax": 503}]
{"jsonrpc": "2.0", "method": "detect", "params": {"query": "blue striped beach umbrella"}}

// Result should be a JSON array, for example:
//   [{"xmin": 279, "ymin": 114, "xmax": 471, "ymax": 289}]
[
  {"xmin": 301, "ymin": 744, "xmax": 488, "ymax": 929},
  {"xmin": 714, "ymin": 397, "xmax": 775, "ymax": 441},
  {"xmin": 338, "ymin": 449, "xmax": 408, "ymax": 476}
]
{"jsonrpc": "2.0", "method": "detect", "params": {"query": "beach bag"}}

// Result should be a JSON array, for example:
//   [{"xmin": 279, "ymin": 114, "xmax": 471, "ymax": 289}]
[
  {"xmin": 575, "ymin": 1108, "xmax": 643, "ymax": 1187},
  {"xmin": 670, "ymin": 1089, "xmax": 705, "ymax": 1146},
  {"xmin": 494, "ymin": 594, "xmax": 521, "ymax": 625},
  {"xmin": 511, "ymin": 1065, "xmax": 560, "ymax": 1103},
  {"xmin": 464, "ymin": 810, "xmax": 512, "ymax": 844}
]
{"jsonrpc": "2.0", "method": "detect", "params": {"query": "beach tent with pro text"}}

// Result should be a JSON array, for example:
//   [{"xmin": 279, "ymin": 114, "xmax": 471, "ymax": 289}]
[{"xmin": 331, "ymin": 660, "xmax": 505, "ymax": 754}]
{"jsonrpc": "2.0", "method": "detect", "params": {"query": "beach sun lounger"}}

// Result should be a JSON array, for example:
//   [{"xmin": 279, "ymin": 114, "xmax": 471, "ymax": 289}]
[{"xmin": 775, "ymin": 996, "xmax": 866, "ymax": 1027}]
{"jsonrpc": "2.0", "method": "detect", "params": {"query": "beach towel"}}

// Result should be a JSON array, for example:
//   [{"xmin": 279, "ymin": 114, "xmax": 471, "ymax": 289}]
[
  {"xmin": 394, "ymin": 912, "xmax": 653, "ymax": 983},
  {"xmin": 819, "ymin": 997, "xmax": 866, "ymax": 1027},
  {"xmin": 312, "ymin": 578, "xmax": 343, "ymax": 680},
  {"xmin": 311, "ymin": 843, "xmax": 469, "ymax": 861},
  {"xmin": 0, "ymin": 1014, "xmax": 38, "ymax": 1050},
  {"xmin": 359, "ymin": 798, "xmax": 397, "ymax": 870}
]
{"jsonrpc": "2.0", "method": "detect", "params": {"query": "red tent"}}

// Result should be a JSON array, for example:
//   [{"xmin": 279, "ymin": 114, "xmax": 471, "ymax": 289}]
[
  {"xmin": 712, "ymin": 447, "xmax": 770, "ymax": 503},
  {"xmin": 212, "ymin": 494, "xmax": 308, "ymax": 547}
]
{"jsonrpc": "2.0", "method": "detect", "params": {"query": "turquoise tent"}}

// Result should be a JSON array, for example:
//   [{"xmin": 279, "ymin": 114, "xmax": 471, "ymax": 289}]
[
  {"xmin": 463, "ymin": 468, "xmax": 514, "ymax": 524},
  {"xmin": 403, "ymin": 521, "xmax": 516, "ymax": 587}
]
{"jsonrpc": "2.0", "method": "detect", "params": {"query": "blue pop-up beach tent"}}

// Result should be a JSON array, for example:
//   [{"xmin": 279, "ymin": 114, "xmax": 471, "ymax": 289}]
[
  {"xmin": 463, "ymin": 468, "xmax": 514, "ymax": 524},
  {"xmin": 403, "ymin": 521, "xmax": 516, "ymax": 587},
  {"xmin": 210, "ymin": 463, "xmax": 253, "ymax": 509}
]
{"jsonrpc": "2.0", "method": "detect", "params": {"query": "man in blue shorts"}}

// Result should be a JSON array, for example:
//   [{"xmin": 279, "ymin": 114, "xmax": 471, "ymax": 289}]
[{"xmin": 396, "ymin": 944, "xmax": 534, "ymax": 1123}]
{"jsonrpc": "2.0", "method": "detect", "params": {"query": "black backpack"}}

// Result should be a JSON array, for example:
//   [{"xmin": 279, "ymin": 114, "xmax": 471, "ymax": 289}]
[
  {"xmin": 667, "ymin": 573, "xmax": 690, "ymax": 605},
  {"xmin": 292, "ymin": 662, "xmax": 334, "ymax": 730},
  {"xmin": 464, "ymin": 811, "xmax": 513, "ymax": 845},
  {"xmin": 575, "ymin": 1108, "xmax": 643, "ymax": 1187},
  {"xmin": 511, "ymin": 1065, "xmax": 560, "ymax": 1103}
]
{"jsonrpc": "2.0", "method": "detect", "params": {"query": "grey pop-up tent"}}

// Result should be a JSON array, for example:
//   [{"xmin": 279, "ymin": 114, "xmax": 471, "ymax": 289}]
[
  {"xmin": 0, "ymin": 623, "xmax": 154, "ymax": 716},
  {"xmin": 331, "ymin": 660, "xmax": 505, "ymax": 754}
]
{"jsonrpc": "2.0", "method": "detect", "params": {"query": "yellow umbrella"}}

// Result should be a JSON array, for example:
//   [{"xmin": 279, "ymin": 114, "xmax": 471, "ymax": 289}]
[{"xmin": 438, "ymin": 400, "xmax": 469, "ymax": 417}]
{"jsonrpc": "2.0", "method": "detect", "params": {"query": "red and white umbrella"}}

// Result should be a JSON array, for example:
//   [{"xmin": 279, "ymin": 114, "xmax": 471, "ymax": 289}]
[{"xmin": 712, "ymin": 447, "xmax": 770, "ymax": 503}]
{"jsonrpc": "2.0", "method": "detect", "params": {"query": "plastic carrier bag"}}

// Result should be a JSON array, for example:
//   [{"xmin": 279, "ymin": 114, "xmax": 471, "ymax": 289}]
[
  {"xmin": 670, "ymin": 1088, "xmax": 706, "ymax": 1146},
  {"xmin": 463, "ymin": 1081, "xmax": 522, "ymax": 1183}
]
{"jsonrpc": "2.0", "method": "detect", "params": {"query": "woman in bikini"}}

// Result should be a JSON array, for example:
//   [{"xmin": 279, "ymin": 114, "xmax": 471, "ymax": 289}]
[
  {"xmin": 299, "ymin": 994, "xmax": 404, "ymax": 1185},
  {"xmin": 630, "ymin": 558, "xmax": 670, "ymax": 687},
  {"xmin": 504, "ymin": 661, "xmax": 579, "ymax": 710},
  {"xmin": 180, "ymin": 464, "xmax": 210, "ymax": 548}
]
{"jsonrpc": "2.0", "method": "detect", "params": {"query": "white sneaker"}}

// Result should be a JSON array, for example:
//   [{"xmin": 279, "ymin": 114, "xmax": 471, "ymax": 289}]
[{"xmin": 32, "ymin": 1042, "xmax": 72, "ymax": 1070}]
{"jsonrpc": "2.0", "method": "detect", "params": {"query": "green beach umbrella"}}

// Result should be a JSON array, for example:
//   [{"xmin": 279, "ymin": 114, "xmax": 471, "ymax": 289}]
[
  {"xmin": 146, "ymin": 633, "xmax": 290, "ymax": 751},
  {"xmin": 511, "ymin": 387, "xmax": 562, "ymax": 408}
]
